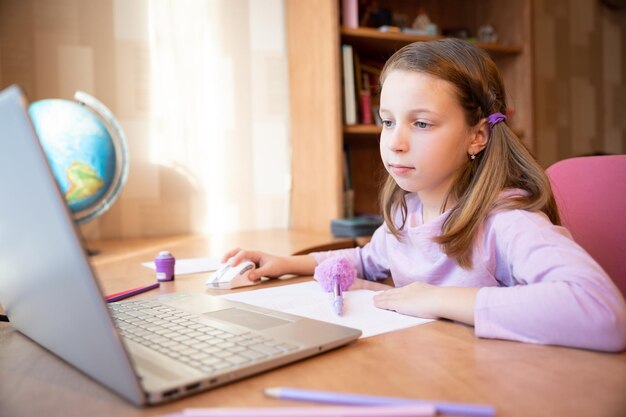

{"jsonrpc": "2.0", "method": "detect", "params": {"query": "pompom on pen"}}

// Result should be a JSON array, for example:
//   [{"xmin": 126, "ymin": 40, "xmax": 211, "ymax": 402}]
[{"xmin": 313, "ymin": 257, "xmax": 356, "ymax": 315}]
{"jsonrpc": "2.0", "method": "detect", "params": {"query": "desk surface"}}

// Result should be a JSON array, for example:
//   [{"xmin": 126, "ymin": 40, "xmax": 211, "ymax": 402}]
[{"xmin": 1, "ymin": 231, "xmax": 625, "ymax": 417}]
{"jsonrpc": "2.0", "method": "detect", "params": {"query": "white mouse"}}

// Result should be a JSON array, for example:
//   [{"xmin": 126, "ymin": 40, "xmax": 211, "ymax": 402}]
[{"xmin": 205, "ymin": 259, "xmax": 260, "ymax": 289}]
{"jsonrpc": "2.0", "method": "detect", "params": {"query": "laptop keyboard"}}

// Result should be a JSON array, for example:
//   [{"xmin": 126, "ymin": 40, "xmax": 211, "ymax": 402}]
[{"xmin": 109, "ymin": 299, "xmax": 298, "ymax": 374}]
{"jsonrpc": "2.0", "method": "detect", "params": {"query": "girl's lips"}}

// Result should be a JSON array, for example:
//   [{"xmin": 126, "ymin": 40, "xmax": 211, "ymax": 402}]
[{"xmin": 388, "ymin": 163, "xmax": 414, "ymax": 175}]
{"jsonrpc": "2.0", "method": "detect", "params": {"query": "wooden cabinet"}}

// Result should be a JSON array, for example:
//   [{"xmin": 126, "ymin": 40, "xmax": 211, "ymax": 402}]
[{"xmin": 286, "ymin": 0, "xmax": 532, "ymax": 234}]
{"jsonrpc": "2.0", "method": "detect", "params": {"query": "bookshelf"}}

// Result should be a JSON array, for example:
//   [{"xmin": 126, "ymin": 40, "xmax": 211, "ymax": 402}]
[
  {"xmin": 341, "ymin": 26, "xmax": 524, "ymax": 57},
  {"xmin": 286, "ymin": 0, "xmax": 532, "ymax": 234}
]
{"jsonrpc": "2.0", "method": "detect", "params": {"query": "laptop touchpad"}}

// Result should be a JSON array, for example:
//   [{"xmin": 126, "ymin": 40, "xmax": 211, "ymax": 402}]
[{"xmin": 205, "ymin": 308, "xmax": 291, "ymax": 330}]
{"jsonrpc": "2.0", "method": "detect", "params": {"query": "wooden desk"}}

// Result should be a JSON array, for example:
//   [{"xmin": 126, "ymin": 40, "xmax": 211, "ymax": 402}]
[{"xmin": 1, "ymin": 231, "xmax": 625, "ymax": 417}]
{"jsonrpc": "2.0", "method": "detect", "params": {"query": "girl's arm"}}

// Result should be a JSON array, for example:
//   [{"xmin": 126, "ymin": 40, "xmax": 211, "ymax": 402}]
[
  {"xmin": 474, "ymin": 210, "xmax": 626, "ymax": 352},
  {"xmin": 373, "ymin": 282, "xmax": 479, "ymax": 324},
  {"xmin": 373, "ymin": 210, "xmax": 626, "ymax": 352},
  {"xmin": 222, "ymin": 249, "xmax": 317, "ymax": 281},
  {"xmin": 225, "ymin": 247, "xmax": 394, "ymax": 291},
  {"xmin": 310, "ymin": 224, "xmax": 392, "ymax": 282}
]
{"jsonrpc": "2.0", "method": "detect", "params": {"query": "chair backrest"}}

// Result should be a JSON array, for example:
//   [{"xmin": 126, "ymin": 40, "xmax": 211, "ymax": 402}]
[{"xmin": 546, "ymin": 155, "xmax": 626, "ymax": 297}]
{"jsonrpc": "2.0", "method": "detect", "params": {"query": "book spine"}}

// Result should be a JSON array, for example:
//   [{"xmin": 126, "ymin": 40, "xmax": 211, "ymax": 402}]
[
  {"xmin": 341, "ymin": 0, "xmax": 358, "ymax": 28},
  {"xmin": 342, "ymin": 45, "xmax": 357, "ymax": 125},
  {"xmin": 359, "ymin": 90, "xmax": 372, "ymax": 125},
  {"xmin": 359, "ymin": 72, "xmax": 372, "ymax": 125}
]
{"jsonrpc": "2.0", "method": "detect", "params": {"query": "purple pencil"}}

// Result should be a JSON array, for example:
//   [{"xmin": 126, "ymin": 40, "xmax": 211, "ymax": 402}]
[
  {"xmin": 106, "ymin": 282, "xmax": 160, "ymax": 303},
  {"xmin": 264, "ymin": 387, "xmax": 495, "ymax": 417}
]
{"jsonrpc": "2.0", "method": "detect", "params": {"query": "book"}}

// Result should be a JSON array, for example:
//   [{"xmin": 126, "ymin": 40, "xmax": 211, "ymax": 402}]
[
  {"xmin": 359, "ymin": 60, "xmax": 383, "ymax": 125},
  {"xmin": 341, "ymin": 0, "xmax": 358, "ymax": 28},
  {"xmin": 359, "ymin": 72, "xmax": 372, "ymax": 125},
  {"xmin": 342, "ymin": 45, "xmax": 357, "ymax": 125}
]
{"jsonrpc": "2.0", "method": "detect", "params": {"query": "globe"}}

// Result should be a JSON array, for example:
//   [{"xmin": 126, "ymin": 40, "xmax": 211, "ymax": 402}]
[{"xmin": 28, "ymin": 92, "xmax": 129, "ymax": 224}]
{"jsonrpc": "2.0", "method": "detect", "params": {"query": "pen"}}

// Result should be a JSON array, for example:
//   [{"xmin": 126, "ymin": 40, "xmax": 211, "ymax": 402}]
[
  {"xmin": 106, "ymin": 282, "xmax": 160, "ymax": 303},
  {"xmin": 182, "ymin": 404, "xmax": 435, "ymax": 417},
  {"xmin": 264, "ymin": 387, "xmax": 495, "ymax": 417},
  {"xmin": 333, "ymin": 280, "xmax": 344, "ymax": 315},
  {"xmin": 106, "ymin": 284, "xmax": 149, "ymax": 299}
]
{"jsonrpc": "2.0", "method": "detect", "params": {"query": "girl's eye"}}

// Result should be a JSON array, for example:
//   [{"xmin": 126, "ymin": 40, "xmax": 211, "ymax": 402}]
[
  {"xmin": 382, "ymin": 119, "xmax": 394, "ymax": 128},
  {"xmin": 415, "ymin": 121, "xmax": 430, "ymax": 129}
]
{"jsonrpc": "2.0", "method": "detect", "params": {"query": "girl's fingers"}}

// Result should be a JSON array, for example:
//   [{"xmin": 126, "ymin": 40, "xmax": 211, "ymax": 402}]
[{"xmin": 221, "ymin": 248, "xmax": 241, "ymax": 263}]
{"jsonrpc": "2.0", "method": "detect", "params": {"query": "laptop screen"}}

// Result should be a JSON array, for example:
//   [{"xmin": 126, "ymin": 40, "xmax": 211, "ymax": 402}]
[{"xmin": 0, "ymin": 85, "xmax": 145, "ymax": 405}]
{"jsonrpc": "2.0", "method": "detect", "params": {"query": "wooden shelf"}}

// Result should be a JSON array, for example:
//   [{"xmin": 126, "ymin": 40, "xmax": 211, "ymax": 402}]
[
  {"xmin": 286, "ymin": 0, "xmax": 533, "ymax": 233},
  {"xmin": 341, "ymin": 27, "xmax": 523, "ymax": 59},
  {"xmin": 344, "ymin": 124, "xmax": 381, "ymax": 146},
  {"xmin": 344, "ymin": 124, "xmax": 381, "ymax": 135}
]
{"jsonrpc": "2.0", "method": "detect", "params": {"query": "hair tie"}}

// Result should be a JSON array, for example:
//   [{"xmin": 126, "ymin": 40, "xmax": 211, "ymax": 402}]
[{"xmin": 487, "ymin": 112, "xmax": 507, "ymax": 127}]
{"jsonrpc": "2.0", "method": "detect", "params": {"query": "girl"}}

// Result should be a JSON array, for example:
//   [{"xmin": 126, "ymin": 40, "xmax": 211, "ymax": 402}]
[{"xmin": 224, "ymin": 39, "xmax": 626, "ymax": 352}]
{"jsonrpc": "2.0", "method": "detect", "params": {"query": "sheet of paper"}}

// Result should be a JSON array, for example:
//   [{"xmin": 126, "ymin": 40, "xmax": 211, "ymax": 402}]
[
  {"xmin": 220, "ymin": 281, "xmax": 432, "ymax": 338},
  {"xmin": 142, "ymin": 257, "xmax": 222, "ymax": 275}
]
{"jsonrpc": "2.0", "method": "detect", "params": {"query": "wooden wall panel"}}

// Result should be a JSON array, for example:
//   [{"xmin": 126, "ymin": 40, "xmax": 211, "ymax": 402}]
[{"xmin": 533, "ymin": 0, "xmax": 626, "ymax": 167}]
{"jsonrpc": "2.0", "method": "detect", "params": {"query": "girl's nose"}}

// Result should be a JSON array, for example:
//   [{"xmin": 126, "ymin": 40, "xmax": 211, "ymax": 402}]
[{"xmin": 385, "ymin": 126, "xmax": 409, "ymax": 152}]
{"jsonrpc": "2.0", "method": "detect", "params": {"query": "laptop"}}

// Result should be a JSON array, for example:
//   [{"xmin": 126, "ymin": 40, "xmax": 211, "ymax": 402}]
[{"xmin": 0, "ymin": 85, "xmax": 361, "ymax": 406}]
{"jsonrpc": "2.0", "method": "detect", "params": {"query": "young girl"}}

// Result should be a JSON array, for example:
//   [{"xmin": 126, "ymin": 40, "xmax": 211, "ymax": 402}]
[{"xmin": 224, "ymin": 39, "xmax": 626, "ymax": 352}]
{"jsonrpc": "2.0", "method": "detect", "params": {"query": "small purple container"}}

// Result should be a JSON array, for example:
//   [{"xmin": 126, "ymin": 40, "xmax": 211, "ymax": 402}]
[{"xmin": 155, "ymin": 251, "xmax": 176, "ymax": 282}]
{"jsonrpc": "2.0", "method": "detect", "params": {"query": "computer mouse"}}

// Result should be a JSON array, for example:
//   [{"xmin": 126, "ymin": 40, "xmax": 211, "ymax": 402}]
[{"xmin": 205, "ymin": 259, "xmax": 261, "ymax": 289}]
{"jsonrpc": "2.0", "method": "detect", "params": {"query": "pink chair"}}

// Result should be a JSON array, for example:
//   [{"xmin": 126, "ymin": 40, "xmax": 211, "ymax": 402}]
[{"xmin": 546, "ymin": 155, "xmax": 626, "ymax": 297}]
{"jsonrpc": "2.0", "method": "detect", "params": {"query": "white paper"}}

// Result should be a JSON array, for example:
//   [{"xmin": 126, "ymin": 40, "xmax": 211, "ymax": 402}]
[
  {"xmin": 220, "ymin": 281, "xmax": 432, "ymax": 338},
  {"xmin": 142, "ymin": 257, "xmax": 223, "ymax": 275}
]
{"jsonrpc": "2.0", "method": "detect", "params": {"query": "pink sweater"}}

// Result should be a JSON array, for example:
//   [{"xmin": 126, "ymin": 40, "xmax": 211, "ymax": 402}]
[{"xmin": 312, "ymin": 193, "xmax": 626, "ymax": 352}]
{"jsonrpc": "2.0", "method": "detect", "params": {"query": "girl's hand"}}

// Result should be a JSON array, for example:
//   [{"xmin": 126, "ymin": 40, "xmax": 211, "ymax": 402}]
[
  {"xmin": 373, "ymin": 281, "xmax": 442, "ymax": 319},
  {"xmin": 349, "ymin": 278, "xmax": 393, "ymax": 292},
  {"xmin": 373, "ymin": 282, "xmax": 478, "ymax": 324},
  {"xmin": 221, "ymin": 248, "xmax": 317, "ymax": 281}
]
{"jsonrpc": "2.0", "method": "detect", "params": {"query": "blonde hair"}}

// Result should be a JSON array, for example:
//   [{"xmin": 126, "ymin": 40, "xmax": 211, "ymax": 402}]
[{"xmin": 379, "ymin": 39, "xmax": 560, "ymax": 268}]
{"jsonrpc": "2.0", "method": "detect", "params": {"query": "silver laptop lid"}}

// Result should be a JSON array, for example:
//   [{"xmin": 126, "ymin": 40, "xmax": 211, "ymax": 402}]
[{"xmin": 0, "ymin": 85, "xmax": 145, "ymax": 405}]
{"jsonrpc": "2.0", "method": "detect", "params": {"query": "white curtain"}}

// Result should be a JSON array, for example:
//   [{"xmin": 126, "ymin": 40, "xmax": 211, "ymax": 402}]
[{"xmin": 148, "ymin": 0, "xmax": 291, "ymax": 234}]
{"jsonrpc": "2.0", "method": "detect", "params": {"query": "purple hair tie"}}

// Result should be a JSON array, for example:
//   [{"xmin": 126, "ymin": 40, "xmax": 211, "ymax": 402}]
[{"xmin": 487, "ymin": 112, "xmax": 507, "ymax": 127}]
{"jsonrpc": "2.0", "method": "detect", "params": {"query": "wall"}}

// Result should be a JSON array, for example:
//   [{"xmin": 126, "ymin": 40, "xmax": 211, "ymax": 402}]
[
  {"xmin": 533, "ymin": 0, "xmax": 626, "ymax": 167},
  {"xmin": 0, "ymin": 0, "xmax": 291, "ymax": 239}
]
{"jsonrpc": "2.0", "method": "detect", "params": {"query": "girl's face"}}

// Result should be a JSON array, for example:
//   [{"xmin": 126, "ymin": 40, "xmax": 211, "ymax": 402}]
[{"xmin": 379, "ymin": 70, "xmax": 477, "ymax": 201}]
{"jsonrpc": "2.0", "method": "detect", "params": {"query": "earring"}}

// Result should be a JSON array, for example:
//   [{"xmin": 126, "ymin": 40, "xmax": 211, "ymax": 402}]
[{"xmin": 469, "ymin": 153, "xmax": 476, "ymax": 160}]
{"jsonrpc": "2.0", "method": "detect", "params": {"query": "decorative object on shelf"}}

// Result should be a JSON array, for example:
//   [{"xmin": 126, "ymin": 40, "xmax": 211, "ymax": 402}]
[
  {"xmin": 406, "ymin": 7, "xmax": 438, "ymax": 36},
  {"xmin": 477, "ymin": 24, "xmax": 498, "ymax": 43},
  {"xmin": 28, "ymin": 92, "xmax": 130, "ymax": 225},
  {"xmin": 412, "ymin": 7, "xmax": 430, "ymax": 30}
]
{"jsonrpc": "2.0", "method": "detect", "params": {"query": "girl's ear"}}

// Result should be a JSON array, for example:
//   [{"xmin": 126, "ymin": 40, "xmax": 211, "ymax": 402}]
[{"xmin": 468, "ymin": 119, "xmax": 489, "ymax": 156}]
